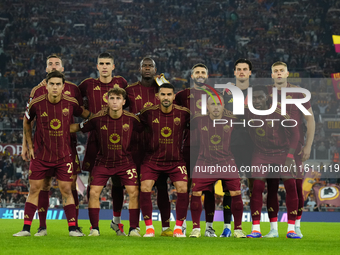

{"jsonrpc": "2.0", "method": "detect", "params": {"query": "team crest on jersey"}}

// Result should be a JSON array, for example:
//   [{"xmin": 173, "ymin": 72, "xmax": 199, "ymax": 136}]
[
  {"xmin": 50, "ymin": 119, "xmax": 61, "ymax": 130},
  {"xmin": 123, "ymin": 124, "xmax": 130, "ymax": 131},
  {"xmin": 223, "ymin": 125, "xmax": 230, "ymax": 132},
  {"xmin": 64, "ymin": 91, "xmax": 71, "ymax": 95},
  {"xmin": 210, "ymin": 135, "xmax": 221, "ymax": 145},
  {"xmin": 174, "ymin": 117, "xmax": 180, "ymax": 126},
  {"xmin": 161, "ymin": 127, "xmax": 172, "ymax": 138},
  {"xmin": 103, "ymin": 92, "xmax": 108, "ymax": 103},
  {"xmin": 62, "ymin": 108, "xmax": 69, "ymax": 116},
  {"xmin": 255, "ymin": 128, "xmax": 265, "ymax": 137},
  {"xmin": 109, "ymin": 133, "xmax": 120, "ymax": 144},
  {"xmin": 144, "ymin": 102, "xmax": 153, "ymax": 108},
  {"xmin": 196, "ymin": 99, "xmax": 202, "ymax": 109}
]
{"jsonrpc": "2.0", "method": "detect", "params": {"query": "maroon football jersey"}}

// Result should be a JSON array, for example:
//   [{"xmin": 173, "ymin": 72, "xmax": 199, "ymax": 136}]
[
  {"xmin": 78, "ymin": 76, "xmax": 128, "ymax": 113},
  {"xmin": 80, "ymin": 110, "xmax": 143, "ymax": 167},
  {"xmin": 125, "ymin": 81, "xmax": 160, "ymax": 114},
  {"xmin": 244, "ymin": 106, "xmax": 299, "ymax": 156},
  {"xmin": 191, "ymin": 112, "xmax": 237, "ymax": 166},
  {"xmin": 175, "ymin": 87, "xmax": 209, "ymax": 115},
  {"xmin": 139, "ymin": 104, "xmax": 191, "ymax": 166},
  {"xmin": 267, "ymin": 83, "xmax": 311, "ymax": 145},
  {"xmin": 26, "ymin": 95, "xmax": 84, "ymax": 163},
  {"xmin": 28, "ymin": 79, "xmax": 83, "ymax": 106}
]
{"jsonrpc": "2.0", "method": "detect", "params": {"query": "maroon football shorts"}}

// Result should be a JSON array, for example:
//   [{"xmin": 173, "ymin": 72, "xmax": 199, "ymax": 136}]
[
  {"xmin": 251, "ymin": 151, "xmax": 296, "ymax": 178},
  {"xmin": 29, "ymin": 156, "xmax": 74, "ymax": 182},
  {"xmin": 192, "ymin": 178, "xmax": 241, "ymax": 193},
  {"xmin": 140, "ymin": 161, "xmax": 188, "ymax": 183},
  {"xmin": 90, "ymin": 163, "xmax": 139, "ymax": 187},
  {"xmin": 82, "ymin": 131, "xmax": 99, "ymax": 172}
]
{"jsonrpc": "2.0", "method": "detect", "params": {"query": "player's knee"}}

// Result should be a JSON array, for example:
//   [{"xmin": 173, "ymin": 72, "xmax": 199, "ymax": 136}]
[
  {"xmin": 192, "ymin": 191, "xmax": 202, "ymax": 196},
  {"xmin": 176, "ymin": 184, "xmax": 187, "ymax": 193},
  {"xmin": 128, "ymin": 188, "xmax": 139, "ymax": 199},
  {"xmin": 141, "ymin": 183, "xmax": 152, "ymax": 192},
  {"xmin": 89, "ymin": 188, "xmax": 100, "ymax": 200},
  {"xmin": 230, "ymin": 190, "xmax": 241, "ymax": 196}
]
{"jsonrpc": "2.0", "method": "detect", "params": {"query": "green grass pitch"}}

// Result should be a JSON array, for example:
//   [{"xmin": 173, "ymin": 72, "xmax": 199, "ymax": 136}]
[{"xmin": 2, "ymin": 219, "xmax": 339, "ymax": 255}]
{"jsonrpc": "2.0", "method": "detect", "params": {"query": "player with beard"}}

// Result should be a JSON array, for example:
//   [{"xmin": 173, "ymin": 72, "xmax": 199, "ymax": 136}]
[
  {"xmin": 21, "ymin": 54, "xmax": 84, "ymax": 236},
  {"xmin": 265, "ymin": 62, "xmax": 315, "ymax": 238},
  {"xmin": 175, "ymin": 63, "xmax": 218, "ymax": 237},
  {"xmin": 78, "ymin": 52, "xmax": 128, "ymax": 235},
  {"xmin": 244, "ymin": 86, "xmax": 301, "ymax": 239},
  {"xmin": 189, "ymin": 95, "xmax": 245, "ymax": 238},
  {"xmin": 118, "ymin": 57, "xmax": 173, "ymax": 236},
  {"xmin": 139, "ymin": 83, "xmax": 190, "ymax": 237},
  {"xmin": 221, "ymin": 58, "xmax": 254, "ymax": 237}
]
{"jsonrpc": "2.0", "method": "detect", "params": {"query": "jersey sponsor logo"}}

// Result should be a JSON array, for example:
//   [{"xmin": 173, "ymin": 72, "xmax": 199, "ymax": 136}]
[
  {"xmin": 201, "ymin": 126, "xmax": 208, "ymax": 131},
  {"xmin": 109, "ymin": 133, "xmax": 120, "ymax": 144},
  {"xmin": 196, "ymin": 99, "xmax": 202, "ymax": 109},
  {"xmin": 188, "ymin": 94, "xmax": 194, "ymax": 98},
  {"xmin": 144, "ymin": 102, "xmax": 153, "ymax": 107},
  {"xmin": 135, "ymin": 95, "xmax": 142, "ymax": 100},
  {"xmin": 50, "ymin": 119, "xmax": 61, "ymax": 130},
  {"xmin": 114, "ymin": 84, "xmax": 120, "ymax": 88},
  {"xmin": 103, "ymin": 92, "xmax": 108, "ymax": 103},
  {"xmin": 210, "ymin": 135, "xmax": 221, "ymax": 145},
  {"xmin": 268, "ymin": 207, "xmax": 274, "ymax": 212},
  {"xmin": 290, "ymin": 210, "xmax": 297, "ymax": 215},
  {"xmin": 64, "ymin": 91, "xmax": 71, "ymax": 95},
  {"xmin": 24, "ymin": 214, "xmax": 29, "ymax": 219},
  {"xmin": 153, "ymin": 118, "xmax": 159, "ymax": 123},
  {"xmin": 38, "ymin": 208, "xmax": 45, "ymax": 212},
  {"xmin": 174, "ymin": 117, "xmax": 180, "ymax": 126},
  {"xmin": 161, "ymin": 127, "xmax": 172, "ymax": 138},
  {"xmin": 68, "ymin": 218, "xmax": 76, "ymax": 222},
  {"xmin": 94, "ymin": 86, "xmax": 101, "ymax": 90},
  {"xmin": 255, "ymin": 128, "xmax": 265, "ymax": 137},
  {"xmin": 101, "ymin": 125, "xmax": 108, "ymax": 130},
  {"xmin": 62, "ymin": 108, "xmax": 69, "ymax": 116},
  {"xmin": 123, "ymin": 124, "xmax": 130, "ymax": 131},
  {"xmin": 228, "ymin": 98, "xmax": 233, "ymax": 103},
  {"xmin": 41, "ymin": 112, "xmax": 48, "ymax": 117}
]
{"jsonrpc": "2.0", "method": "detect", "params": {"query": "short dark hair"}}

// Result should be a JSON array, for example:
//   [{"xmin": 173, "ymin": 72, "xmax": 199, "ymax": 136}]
[
  {"xmin": 191, "ymin": 63, "xmax": 208, "ymax": 75},
  {"xmin": 46, "ymin": 71, "xmax": 65, "ymax": 84},
  {"xmin": 252, "ymin": 85, "xmax": 268, "ymax": 95},
  {"xmin": 46, "ymin": 54, "xmax": 63, "ymax": 66},
  {"xmin": 98, "ymin": 52, "xmax": 114, "ymax": 63},
  {"xmin": 234, "ymin": 58, "xmax": 252, "ymax": 71},
  {"xmin": 108, "ymin": 87, "xmax": 126, "ymax": 99},
  {"xmin": 159, "ymin": 83, "xmax": 175, "ymax": 92},
  {"xmin": 140, "ymin": 57, "xmax": 156, "ymax": 68}
]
